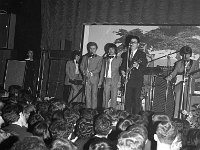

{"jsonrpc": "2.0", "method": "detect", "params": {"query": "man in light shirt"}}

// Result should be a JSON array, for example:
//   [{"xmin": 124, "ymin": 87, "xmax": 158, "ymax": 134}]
[{"xmin": 99, "ymin": 43, "xmax": 122, "ymax": 108}]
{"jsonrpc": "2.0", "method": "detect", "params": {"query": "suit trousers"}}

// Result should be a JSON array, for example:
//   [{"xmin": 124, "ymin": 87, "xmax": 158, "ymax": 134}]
[
  {"xmin": 85, "ymin": 79, "xmax": 98, "ymax": 109},
  {"xmin": 125, "ymin": 84, "xmax": 142, "ymax": 115},
  {"xmin": 103, "ymin": 78, "xmax": 118, "ymax": 108},
  {"xmin": 174, "ymin": 82, "xmax": 189, "ymax": 118}
]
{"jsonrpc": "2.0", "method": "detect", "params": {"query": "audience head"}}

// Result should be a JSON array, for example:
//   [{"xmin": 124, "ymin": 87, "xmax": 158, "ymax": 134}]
[
  {"xmin": 2, "ymin": 104, "xmax": 26, "ymax": 125},
  {"xmin": 49, "ymin": 120, "xmax": 74, "ymax": 140},
  {"xmin": 94, "ymin": 114, "xmax": 112, "ymax": 136},
  {"xmin": 75, "ymin": 117, "xmax": 94, "ymax": 138},
  {"xmin": 11, "ymin": 136, "xmax": 48, "ymax": 150},
  {"xmin": 8, "ymin": 85, "xmax": 22, "ymax": 98},
  {"xmin": 63, "ymin": 108, "xmax": 80, "ymax": 125},
  {"xmin": 52, "ymin": 110, "xmax": 64, "ymax": 121},
  {"xmin": 32, "ymin": 121, "xmax": 50, "ymax": 140},
  {"xmin": 117, "ymin": 119, "xmax": 132, "ymax": 132},
  {"xmin": 154, "ymin": 121, "xmax": 178, "ymax": 145},
  {"xmin": 28, "ymin": 113, "xmax": 45, "ymax": 127},
  {"xmin": 152, "ymin": 113, "xmax": 170, "ymax": 124},
  {"xmin": 118, "ymin": 130, "xmax": 145, "ymax": 150},
  {"xmin": 127, "ymin": 124, "xmax": 148, "ymax": 142},
  {"xmin": 51, "ymin": 138, "xmax": 77, "ymax": 150},
  {"xmin": 89, "ymin": 137, "xmax": 115, "ymax": 150}
]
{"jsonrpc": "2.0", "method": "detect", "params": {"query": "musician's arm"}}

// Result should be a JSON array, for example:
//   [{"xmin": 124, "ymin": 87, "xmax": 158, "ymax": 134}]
[
  {"xmin": 192, "ymin": 60, "xmax": 200, "ymax": 79},
  {"xmin": 98, "ymin": 59, "xmax": 105, "ymax": 87},
  {"xmin": 138, "ymin": 52, "xmax": 148, "ymax": 71},
  {"xmin": 80, "ymin": 56, "xmax": 86, "ymax": 76},
  {"xmin": 166, "ymin": 61, "xmax": 179, "ymax": 81},
  {"xmin": 120, "ymin": 53, "xmax": 127, "ymax": 76}
]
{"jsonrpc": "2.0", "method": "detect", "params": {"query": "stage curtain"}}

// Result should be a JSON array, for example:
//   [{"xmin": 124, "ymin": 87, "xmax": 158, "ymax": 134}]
[{"xmin": 41, "ymin": 0, "xmax": 200, "ymax": 51}]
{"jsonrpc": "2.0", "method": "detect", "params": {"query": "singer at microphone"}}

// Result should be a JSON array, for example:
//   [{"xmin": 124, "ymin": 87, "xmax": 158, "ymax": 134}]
[{"xmin": 98, "ymin": 43, "xmax": 122, "ymax": 108}]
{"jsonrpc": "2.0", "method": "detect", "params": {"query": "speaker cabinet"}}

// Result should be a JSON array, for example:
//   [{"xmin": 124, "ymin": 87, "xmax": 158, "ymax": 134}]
[{"xmin": 4, "ymin": 60, "xmax": 26, "ymax": 90}]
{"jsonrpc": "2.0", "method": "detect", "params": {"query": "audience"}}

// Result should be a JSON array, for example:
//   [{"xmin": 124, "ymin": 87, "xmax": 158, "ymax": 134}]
[
  {"xmin": 0, "ymin": 84, "xmax": 200, "ymax": 150},
  {"xmin": 154, "ymin": 121, "xmax": 181, "ymax": 150},
  {"xmin": 2, "ymin": 104, "xmax": 32, "ymax": 140}
]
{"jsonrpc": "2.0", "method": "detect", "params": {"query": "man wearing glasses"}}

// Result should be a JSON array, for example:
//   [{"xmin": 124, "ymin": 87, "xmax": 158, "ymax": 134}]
[{"xmin": 121, "ymin": 35, "xmax": 148, "ymax": 114}]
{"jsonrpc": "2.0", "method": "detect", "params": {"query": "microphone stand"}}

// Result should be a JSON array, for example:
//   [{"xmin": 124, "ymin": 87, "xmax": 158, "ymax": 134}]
[{"xmin": 178, "ymin": 55, "xmax": 188, "ymax": 119}]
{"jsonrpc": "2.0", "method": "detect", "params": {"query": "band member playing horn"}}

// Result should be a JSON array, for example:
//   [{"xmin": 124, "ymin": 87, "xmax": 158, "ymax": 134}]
[
  {"xmin": 99, "ymin": 43, "xmax": 122, "ymax": 108},
  {"xmin": 120, "ymin": 35, "xmax": 148, "ymax": 114},
  {"xmin": 166, "ymin": 46, "xmax": 200, "ymax": 118},
  {"xmin": 65, "ymin": 51, "xmax": 82, "ymax": 103},
  {"xmin": 80, "ymin": 42, "xmax": 102, "ymax": 109}
]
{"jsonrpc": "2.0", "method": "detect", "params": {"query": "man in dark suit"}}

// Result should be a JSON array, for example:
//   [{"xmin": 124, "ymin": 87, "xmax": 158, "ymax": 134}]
[
  {"xmin": 80, "ymin": 42, "xmax": 102, "ymax": 109},
  {"xmin": 99, "ymin": 43, "xmax": 122, "ymax": 108},
  {"xmin": 120, "ymin": 35, "xmax": 147, "ymax": 115}
]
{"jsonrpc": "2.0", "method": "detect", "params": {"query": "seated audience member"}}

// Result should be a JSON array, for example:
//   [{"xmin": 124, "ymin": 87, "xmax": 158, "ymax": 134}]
[
  {"xmin": 118, "ymin": 110, "xmax": 130, "ymax": 120},
  {"xmin": 89, "ymin": 137, "xmax": 116, "ymax": 150},
  {"xmin": 51, "ymin": 138, "xmax": 77, "ymax": 150},
  {"xmin": 154, "ymin": 121, "xmax": 182, "ymax": 150},
  {"xmin": 117, "ymin": 119, "xmax": 132, "ymax": 132},
  {"xmin": 75, "ymin": 117, "xmax": 94, "ymax": 150},
  {"xmin": 32, "ymin": 121, "xmax": 50, "ymax": 141},
  {"xmin": 52, "ymin": 110, "xmax": 64, "ymax": 122},
  {"xmin": 117, "ymin": 130, "xmax": 146, "ymax": 150},
  {"xmin": 84, "ymin": 114, "xmax": 112, "ymax": 150},
  {"xmin": 186, "ymin": 129, "xmax": 200, "ymax": 147},
  {"xmin": 127, "ymin": 125, "xmax": 150, "ymax": 150},
  {"xmin": 8, "ymin": 85, "xmax": 22, "ymax": 104},
  {"xmin": 94, "ymin": 114, "xmax": 112, "ymax": 138},
  {"xmin": 152, "ymin": 114, "xmax": 170, "ymax": 124},
  {"xmin": 49, "ymin": 120, "xmax": 74, "ymax": 140},
  {"xmin": 11, "ymin": 136, "xmax": 48, "ymax": 150},
  {"xmin": 28, "ymin": 113, "xmax": 45, "ymax": 129},
  {"xmin": 2, "ymin": 104, "xmax": 32, "ymax": 140},
  {"xmin": 63, "ymin": 108, "xmax": 80, "ymax": 125},
  {"xmin": 81, "ymin": 108, "xmax": 98, "ymax": 119}
]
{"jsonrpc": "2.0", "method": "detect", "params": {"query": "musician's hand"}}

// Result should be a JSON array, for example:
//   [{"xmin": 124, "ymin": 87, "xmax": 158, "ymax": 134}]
[
  {"xmin": 98, "ymin": 83, "xmax": 102, "ymax": 88},
  {"xmin": 132, "ymin": 62, "xmax": 139, "ymax": 68},
  {"xmin": 166, "ymin": 75, "xmax": 172, "ymax": 81},
  {"xmin": 121, "ymin": 71, "xmax": 126, "ymax": 77}
]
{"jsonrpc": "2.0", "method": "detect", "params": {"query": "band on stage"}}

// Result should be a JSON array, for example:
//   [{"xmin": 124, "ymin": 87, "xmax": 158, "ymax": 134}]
[{"xmin": 64, "ymin": 35, "xmax": 200, "ymax": 118}]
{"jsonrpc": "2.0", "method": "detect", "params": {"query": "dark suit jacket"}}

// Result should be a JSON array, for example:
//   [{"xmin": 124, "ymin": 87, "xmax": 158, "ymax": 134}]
[
  {"xmin": 65, "ymin": 60, "xmax": 82, "ymax": 85},
  {"xmin": 99, "ymin": 56, "xmax": 122, "ymax": 85},
  {"xmin": 120, "ymin": 49, "xmax": 147, "ymax": 87}
]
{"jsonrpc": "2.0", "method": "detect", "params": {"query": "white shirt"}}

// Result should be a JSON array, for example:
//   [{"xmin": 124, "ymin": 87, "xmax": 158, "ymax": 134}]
[
  {"xmin": 130, "ymin": 49, "xmax": 138, "ymax": 59},
  {"xmin": 105, "ymin": 56, "xmax": 115, "ymax": 78},
  {"xmin": 74, "ymin": 60, "xmax": 79, "ymax": 74}
]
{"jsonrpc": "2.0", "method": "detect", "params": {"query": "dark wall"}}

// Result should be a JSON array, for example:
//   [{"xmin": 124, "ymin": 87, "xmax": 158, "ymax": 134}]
[
  {"xmin": 14, "ymin": 0, "xmax": 41, "ymax": 60},
  {"xmin": 0, "ymin": 0, "xmax": 42, "ymax": 60}
]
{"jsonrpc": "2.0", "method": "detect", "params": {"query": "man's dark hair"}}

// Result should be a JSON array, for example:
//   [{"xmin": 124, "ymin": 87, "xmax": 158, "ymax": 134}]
[
  {"xmin": 87, "ymin": 42, "xmax": 98, "ymax": 51},
  {"xmin": 94, "ymin": 114, "xmax": 112, "ymax": 136},
  {"xmin": 2, "ymin": 104, "xmax": 23, "ymax": 124},
  {"xmin": 49, "ymin": 120, "xmax": 74, "ymax": 139},
  {"xmin": 71, "ymin": 50, "xmax": 81, "ymax": 60},
  {"xmin": 11, "ymin": 136, "xmax": 48, "ymax": 150},
  {"xmin": 63, "ymin": 109, "xmax": 80, "ymax": 125},
  {"xmin": 32, "ymin": 121, "xmax": 49, "ymax": 139},
  {"xmin": 52, "ymin": 110, "xmax": 64, "ymax": 122},
  {"xmin": 124, "ymin": 35, "xmax": 140, "ymax": 48},
  {"xmin": 75, "ymin": 117, "xmax": 94, "ymax": 138},
  {"xmin": 104, "ymin": 43, "xmax": 117, "ymax": 55}
]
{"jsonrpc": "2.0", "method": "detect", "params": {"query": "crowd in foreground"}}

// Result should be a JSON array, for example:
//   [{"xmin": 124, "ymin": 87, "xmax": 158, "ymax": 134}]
[{"xmin": 0, "ymin": 85, "xmax": 200, "ymax": 150}]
